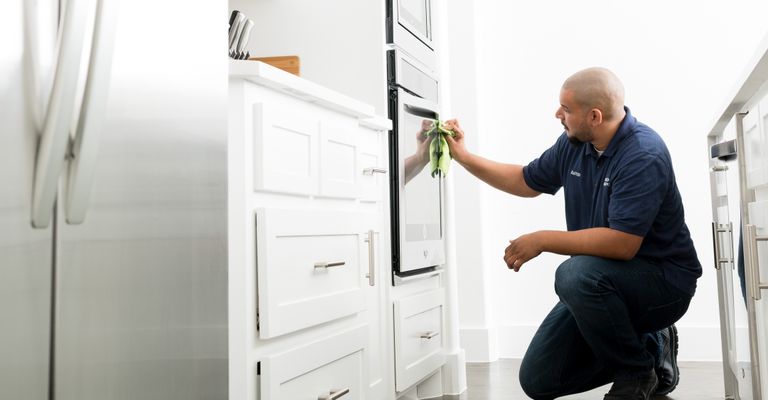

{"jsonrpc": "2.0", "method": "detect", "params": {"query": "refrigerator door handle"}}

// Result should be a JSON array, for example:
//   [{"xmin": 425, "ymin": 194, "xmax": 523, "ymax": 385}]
[
  {"xmin": 64, "ymin": 0, "xmax": 119, "ymax": 224},
  {"xmin": 31, "ymin": 0, "xmax": 89, "ymax": 228}
]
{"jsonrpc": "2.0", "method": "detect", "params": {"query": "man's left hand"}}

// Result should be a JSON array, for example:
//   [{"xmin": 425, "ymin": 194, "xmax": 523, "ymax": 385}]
[{"xmin": 504, "ymin": 232, "xmax": 543, "ymax": 272}]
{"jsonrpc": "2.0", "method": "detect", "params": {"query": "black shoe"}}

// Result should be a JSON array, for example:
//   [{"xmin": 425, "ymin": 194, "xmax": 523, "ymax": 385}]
[
  {"xmin": 604, "ymin": 368, "xmax": 658, "ymax": 400},
  {"xmin": 655, "ymin": 325, "xmax": 680, "ymax": 395}
]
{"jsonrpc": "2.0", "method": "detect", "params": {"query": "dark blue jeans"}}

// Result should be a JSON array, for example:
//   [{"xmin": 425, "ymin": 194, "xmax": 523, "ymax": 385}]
[{"xmin": 519, "ymin": 256, "xmax": 693, "ymax": 400}]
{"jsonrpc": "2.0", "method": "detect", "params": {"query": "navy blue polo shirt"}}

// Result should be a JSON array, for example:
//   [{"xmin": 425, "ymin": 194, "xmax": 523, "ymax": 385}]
[{"xmin": 523, "ymin": 107, "xmax": 701, "ymax": 295}]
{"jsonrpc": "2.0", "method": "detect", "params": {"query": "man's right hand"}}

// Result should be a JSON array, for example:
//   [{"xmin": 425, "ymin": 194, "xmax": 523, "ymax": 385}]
[
  {"xmin": 439, "ymin": 118, "xmax": 540, "ymax": 198},
  {"xmin": 443, "ymin": 119, "xmax": 470, "ymax": 164}
]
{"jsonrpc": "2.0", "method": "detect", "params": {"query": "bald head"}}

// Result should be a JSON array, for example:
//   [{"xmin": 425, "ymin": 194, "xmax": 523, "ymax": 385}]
[{"xmin": 562, "ymin": 67, "xmax": 625, "ymax": 121}]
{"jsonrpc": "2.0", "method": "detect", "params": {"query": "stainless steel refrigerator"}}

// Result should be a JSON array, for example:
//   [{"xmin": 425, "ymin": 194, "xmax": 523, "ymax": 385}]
[{"xmin": 0, "ymin": 0, "xmax": 228, "ymax": 399}]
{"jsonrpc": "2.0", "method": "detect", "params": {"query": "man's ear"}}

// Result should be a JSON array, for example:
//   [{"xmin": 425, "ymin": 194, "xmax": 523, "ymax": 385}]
[{"xmin": 589, "ymin": 108, "xmax": 604, "ymax": 126}]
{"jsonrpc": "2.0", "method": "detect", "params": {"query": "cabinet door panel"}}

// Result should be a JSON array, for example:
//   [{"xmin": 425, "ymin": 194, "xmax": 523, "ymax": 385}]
[
  {"xmin": 253, "ymin": 103, "xmax": 319, "ymax": 196},
  {"xmin": 319, "ymin": 122, "xmax": 360, "ymax": 199},
  {"xmin": 255, "ymin": 208, "xmax": 373, "ymax": 339},
  {"xmin": 393, "ymin": 288, "xmax": 445, "ymax": 391}
]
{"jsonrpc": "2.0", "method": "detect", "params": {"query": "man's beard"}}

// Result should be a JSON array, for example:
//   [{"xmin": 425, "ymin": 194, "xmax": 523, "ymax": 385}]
[{"xmin": 564, "ymin": 123, "xmax": 591, "ymax": 147}]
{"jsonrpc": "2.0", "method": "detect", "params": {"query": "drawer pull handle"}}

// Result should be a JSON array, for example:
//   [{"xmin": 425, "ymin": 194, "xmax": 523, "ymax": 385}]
[
  {"xmin": 318, "ymin": 388, "xmax": 350, "ymax": 400},
  {"xmin": 363, "ymin": 167, "xmax": 387, "ymax": 175},
  {"xmin": 420, "ymin": 331, "xmax": 440, "ymax": 340},
  {"xmin": 314, "ymin": 261, "xmax": 346, "ymax": 269},
  {"xmin": 364, "ymin": 230, "xmax": 375, "ymax": 286}
]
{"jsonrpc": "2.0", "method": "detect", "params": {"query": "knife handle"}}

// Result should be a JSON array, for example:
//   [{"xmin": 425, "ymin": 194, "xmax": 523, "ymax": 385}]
[
  {"xmin": 229, "ymin": 12, "xmax": 245, "ymax": 51},
  {"xmin": 228, "ymin": 10, "xmax": 239, "ymax": 32},
  {"xmin": 236, "ymin": 19, "xmax": 254, "ymax": 58}
]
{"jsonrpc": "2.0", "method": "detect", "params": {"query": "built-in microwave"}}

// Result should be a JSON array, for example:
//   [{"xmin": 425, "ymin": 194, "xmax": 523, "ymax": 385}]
[
  {"xmin": 387, "ymin": 49, "xmax": 444, "ymax": 277},
  {"xmin": 386, "ymin": 0, "xmax": 436, "ymax": 72}
]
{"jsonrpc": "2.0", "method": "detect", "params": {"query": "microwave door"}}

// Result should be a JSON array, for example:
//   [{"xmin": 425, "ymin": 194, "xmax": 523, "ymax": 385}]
[
  {"xmin": 395, "ymin": 89, "xmax": 445, "ymax": 275},
  {"xmin": 396, "ymin": 0, "xmax": 432, "ymax": 47}
]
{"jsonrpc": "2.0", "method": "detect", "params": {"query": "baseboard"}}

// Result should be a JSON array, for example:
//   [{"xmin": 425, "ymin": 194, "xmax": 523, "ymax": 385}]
[
  {"xmin": 493, "ymin": 324, "xmax": 733, "ymax": 361},
  {"xmin": 678, "ymin": 325, "xmax": 748, "ymax": 361}
]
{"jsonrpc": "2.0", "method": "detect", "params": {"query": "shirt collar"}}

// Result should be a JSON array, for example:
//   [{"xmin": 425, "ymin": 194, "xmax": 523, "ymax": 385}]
[{"xmin": 583, "ymin": 106, "xmax": 636, "ymax": 158}]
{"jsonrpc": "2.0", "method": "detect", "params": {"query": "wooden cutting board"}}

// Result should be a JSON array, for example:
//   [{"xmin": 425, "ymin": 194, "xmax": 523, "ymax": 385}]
[{"xmin": 248, "ymin": 56, "xmax": 300, "ymax": 76}]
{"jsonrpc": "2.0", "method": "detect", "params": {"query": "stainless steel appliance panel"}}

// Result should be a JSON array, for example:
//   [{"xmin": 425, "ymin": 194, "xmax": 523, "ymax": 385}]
[
  {"xmin": 54, "ymin": 1, "xmax": 228, "ymax": 399},
  {"xmin": 0, "ymin": 0, "xmax": 56, "ymax": 398},
  {"xmin": 388, "ymin": 49, "xmax": 438, "ymax": 103},
  {"xmin": 386, "ymin": 0, "xmax": 436, "ymax": 71}
]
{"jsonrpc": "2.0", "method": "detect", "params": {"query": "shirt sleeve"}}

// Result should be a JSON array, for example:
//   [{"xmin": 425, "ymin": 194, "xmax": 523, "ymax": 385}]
[
  {"xmin": 522, "ymin": 134, "xmax": 566, "ymax": 195},
  {"xmin": 608, "ymin": 153, "xmax": 669, "ymax": 236}
]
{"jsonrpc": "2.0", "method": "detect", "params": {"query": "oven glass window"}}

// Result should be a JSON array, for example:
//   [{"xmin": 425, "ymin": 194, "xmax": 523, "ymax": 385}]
[
  {"xmin": 399, "ymin": 0, "xmax": 430, "ymax": 41},
  {"xmin": 402, "ymin": 111, "xmax": 441, "ymax": 242}
]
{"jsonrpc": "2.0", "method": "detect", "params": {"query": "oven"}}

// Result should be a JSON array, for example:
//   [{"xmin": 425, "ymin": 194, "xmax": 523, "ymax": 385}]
[
  {"xmin": 387, "ymin": 49, "xmax": 444, "ymax": 277},
  {"xmin": 386, "ymin": 0, "xmax": 436, "ymax": 72}
]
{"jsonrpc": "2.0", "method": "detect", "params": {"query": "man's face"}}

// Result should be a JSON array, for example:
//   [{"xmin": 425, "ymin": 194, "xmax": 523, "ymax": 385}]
[{"xmin": 555, "ymin": 89, "xmax": 593, "ymax": 145}]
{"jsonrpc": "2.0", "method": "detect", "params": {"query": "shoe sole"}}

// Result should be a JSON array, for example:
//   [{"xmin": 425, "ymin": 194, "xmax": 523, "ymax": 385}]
[{"xmin": 655, "ymin": 325, "xmax": 679, "ymax": 395}]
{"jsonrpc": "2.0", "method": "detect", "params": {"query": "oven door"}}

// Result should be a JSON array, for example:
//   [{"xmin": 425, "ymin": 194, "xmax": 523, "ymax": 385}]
[
  {"xmin": 390, "ymin": 88, "xmax": 445, "ymax": 276},
  {"xmin": 387, "ymin": 0, "xmax": 436, "ymax": 72}
]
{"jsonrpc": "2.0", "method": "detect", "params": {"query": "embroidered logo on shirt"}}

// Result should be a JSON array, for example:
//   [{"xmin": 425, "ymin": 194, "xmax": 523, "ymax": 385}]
[
  {"xmin": 570, "ymin": 170, "xmax": 581, "ymax": 178},
  {"xmin": 603, "ymin": 177, "xmax": 611, "ymax": 187}
]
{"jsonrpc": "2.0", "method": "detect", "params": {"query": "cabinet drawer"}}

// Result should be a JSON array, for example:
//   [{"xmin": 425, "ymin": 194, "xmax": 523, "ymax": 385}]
[
  {"xmin": 261, "ymin": 325, "xmax": 367, "ymax": 400},
  {"xmin": 393, "ymin": 289, "xmax": 445, "ymax": 391},
  {"xmin": 256, "ymin": 208, "xmax": 375, "ymax": 339}
]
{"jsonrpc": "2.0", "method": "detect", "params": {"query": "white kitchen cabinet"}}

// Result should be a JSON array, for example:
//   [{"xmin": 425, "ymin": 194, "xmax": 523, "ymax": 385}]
[
  {"xmin": 254, "ymin": 208, "xmax": 373, "ymax": 339},
  {"xmin": 393, "ymin": 288, "xmax": 446, "ymax": 392},
  {"xmin": 229, "ymin": 60, "xmax": 392, "ymax": 400},
  {"xmin": 261, "ymin": 326, "xmax": 368, "ymax": 400}
]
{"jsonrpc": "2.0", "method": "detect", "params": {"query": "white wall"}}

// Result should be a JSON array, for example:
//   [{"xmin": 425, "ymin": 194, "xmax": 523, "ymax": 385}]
[
  {"xmin": 449, "ymin": 0, "xmax": 768, "ymax": 362},
  {"xmin": 444, "ymin": 0, "xmax": 499, "ymax": 362}
]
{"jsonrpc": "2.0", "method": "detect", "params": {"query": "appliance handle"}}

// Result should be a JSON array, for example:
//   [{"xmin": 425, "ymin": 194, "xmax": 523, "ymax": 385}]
[
  {"xmin": 710, "ymin": 222, "xmax": 734, "ymax": 269},
  {"xmin": 365, "ymin": 230, "xmax": 375, "ymax": 286},
  {"xmin": 64, "ymin": 0, "xmax": 119, "ymax": 224},
  {"xmin": 397, "ymin": 87, "xmax": 438, "ymax": 112},
  {"xmin": 31, "ymin": 0, "xmax": 89, "ymax": 228},
  {"xmin": 711, "ymin": 222, "xmax": 722, "ymax": 270},
  {"xmin": 745, "ymin": 224, "xmax": 768, "ymax": 300}
]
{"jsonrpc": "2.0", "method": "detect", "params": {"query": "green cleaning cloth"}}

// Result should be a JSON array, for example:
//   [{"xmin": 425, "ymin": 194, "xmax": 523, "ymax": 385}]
[{"xmin": 424, "ymin": 120, "xmax": 455, "ymax": 178}]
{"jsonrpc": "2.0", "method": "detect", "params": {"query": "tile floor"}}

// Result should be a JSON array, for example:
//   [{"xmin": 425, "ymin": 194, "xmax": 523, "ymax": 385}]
[{"xmin": 465, "ymin": 359, "xmax": 726, "ymax": 399}]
